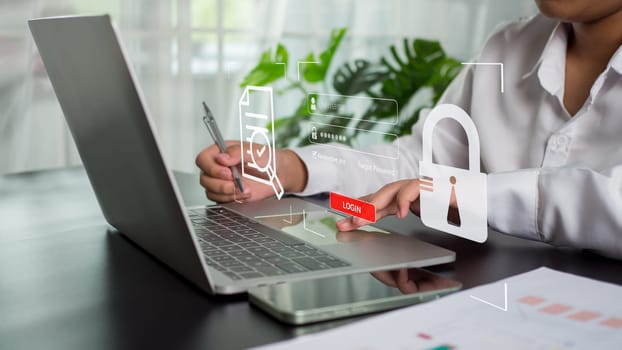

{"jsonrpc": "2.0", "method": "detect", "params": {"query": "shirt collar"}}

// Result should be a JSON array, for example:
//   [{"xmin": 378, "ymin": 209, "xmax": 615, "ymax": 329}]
[
  {"xmin": 521, "ymin": 22, "xmax": 568, "ymax": 97},
  {"xmin": 521, "ymin": 22, "xmax": 564, "ymax": 81},
  {"xmin": 610, "ymin": 45, "xmax": 622, "ymax": 75},
  {"xmin": 522, "ymin": 22, "xmax": 622, "ymax": 96}
]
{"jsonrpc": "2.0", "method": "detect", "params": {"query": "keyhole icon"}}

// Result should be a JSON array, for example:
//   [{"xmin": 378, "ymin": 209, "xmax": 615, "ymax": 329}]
[{"xmin": 448, "ymin": 176, "xmax": 461, "ymax": 227}]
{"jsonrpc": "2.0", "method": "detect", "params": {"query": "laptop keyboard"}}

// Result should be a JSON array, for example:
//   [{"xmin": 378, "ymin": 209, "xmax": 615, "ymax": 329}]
[{"xmin": 188, "ymin": 207, "xmax": 351, "ymax": 281}]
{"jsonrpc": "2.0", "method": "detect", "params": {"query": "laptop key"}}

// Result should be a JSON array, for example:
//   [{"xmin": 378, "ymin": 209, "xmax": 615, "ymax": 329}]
[
  {"xmin": 292, "ymin": 257, "xmax": 331, "ymax": 271},
  {"xmin": 237, "ymin": 256, "xmax": 267, "ymax": 265},
  {"xmin": 255, "ymin": 266, "xmax": 287, "ymax": 276},
  {"xmin": 220, "ymin": 260, "xmax": 245, "ymax": 267},
  {"xmin": 201, "ymin": 235, "xmax": 224, "ymax": 243},
  {"xmin": 227, "ymin": 236, "xmax": 251, "ymax": 243},
  {"xmin": 255, "ymin": 237, "xmax": 276, "ymax": 243},
  {"xmin": 220, "ymin": 245, "xmax": 243, "ymax": 252},
  {"xmin": 229, "ymin": 250, "xmax": 253, "ymax": 258},
  {"xmin": 212, "ymin": 228, "xmax": 232, "ymax": 234},
  {"xmin": 280, "ymin": 250, "xmax": 306, "ymax": 258},
  {"xmin": 302, "ymin": 250, "xmax": 329, "ymax": 257},
  {"xmin": 246, "ymin": 260, "xmax": 272, "ymax": 268},
  {"xmin": 294, "ymin": 244, "xmax": 319, "ymax": 253},
  {"xmin": 210, "ymin": 240, "xmax": 233, "ymax": 247},
  {"xmin": 239, "ymin": 272, "xmax": 265, "ymax": 279},
  {"xmin": 255, "ymin": 251, "xmax": 278, "ymax": 259},
  {"xmin": 237, "ymin": 229, "xmax": 258, "ymax": 235},
  {"xmin": 270, "ymin": 246, "xmax": 293, "ymax": 253},
  {"xmin": 239, "ymin": 241, "xmax": 261, "ymax": 248},
  {"xmin": 245, "ymin": 223, "xmax": 306, "ymax": 246},
  {"xmin": 212, "ymin": 264, "xmax": 228, "ymax": 272},
  {"xmin": 263, "ymin": 256, "xmax": 290, "ymax": 264},
  {"xmin": 230, "ymin": 227, "xmax": 251, "ymax": 233},
  {"xmin": 263, "ymin": 242, "xmax": 286, "ymax": 249},
  {"xmin": 212, "ymin": 255, "xmax": 234, "ymax": 262},
  {"xmin": 315, "ymin": 257, "xmax": 350, "ymax": 267},
  {"xmin": 274, "ymin": 262, "xmax": 308, "ymax": 274},
  {"xmin": 222, "ymin": 271, "xmax": 241, "ymax": 281},
  {"xmin": 247, "ymin": 247, "xmax": 271, "ymax": 255},
  {"xmin": 229, "ymin": 266, "xmax": 254, "ymax": 273},
  {"xmin": 202, "ymin": 248, "xmax": 226, "ymax": 256}
]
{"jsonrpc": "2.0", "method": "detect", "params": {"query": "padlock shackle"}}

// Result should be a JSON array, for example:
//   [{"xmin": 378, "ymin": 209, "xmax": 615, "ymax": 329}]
[{"xmin": 421, "ymin": 104, "xmax": 481, "ymax": 173}]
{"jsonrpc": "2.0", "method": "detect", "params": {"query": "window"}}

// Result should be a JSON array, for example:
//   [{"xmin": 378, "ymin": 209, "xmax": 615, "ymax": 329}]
[{"xmin": 0, "ymin": 0, "xmax": 536, "ymax": 174}]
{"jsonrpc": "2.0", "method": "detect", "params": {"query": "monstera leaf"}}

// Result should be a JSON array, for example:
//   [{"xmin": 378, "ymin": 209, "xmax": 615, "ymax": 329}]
[
  {"xmin": 272, "ymin": 99, "xmax": 308, "ymax": 148},
  {"xmin": 239, "ymin": 27, "xmax": 461, "ymax": 148},
  {"xmin": 239, "ymin": 43, "xmax": 288, "ymax": 87},
  {"xmin": 371, "ymin": 38, "xmax": 462, "ymax": 127},
  {"xmin": 332, "ymin": 59, "xmax": 389, "ymax": 96},
  {"xmin": 302, "ymin": 28, "xmax": 347, "ymax": 83}
]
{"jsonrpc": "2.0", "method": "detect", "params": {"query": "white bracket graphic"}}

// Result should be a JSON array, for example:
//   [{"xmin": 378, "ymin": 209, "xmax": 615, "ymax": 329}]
[
  {"xmin": 253, "ymin": 206, "xmax": 303, "ymax": 223},
  {"xmin": 297, "ymin": 61, "xmax": 320, "ymax": 81},
  {"xmin": 274, "ymin": 62, "xmax": 287, "ymax": 80},
  {"xmin": 470, "ymin": 283, "xmax": 508, "ymax": 312},
  {"xmin": 302, "ymin": 209, "xmax": 326, "ymax": 238},
  {"xmin": 461, "ymin": 62, "xmax": 504, "ymax": 93},
  {"xmin": 283, "ymin": 204, "xmax": 293, "ymax": 224}
]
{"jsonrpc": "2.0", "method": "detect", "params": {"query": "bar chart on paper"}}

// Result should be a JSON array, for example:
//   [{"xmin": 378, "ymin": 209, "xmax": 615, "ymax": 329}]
[{"xmin": 256, "ymin": 268, "xmax": 622, "ymax": 350}]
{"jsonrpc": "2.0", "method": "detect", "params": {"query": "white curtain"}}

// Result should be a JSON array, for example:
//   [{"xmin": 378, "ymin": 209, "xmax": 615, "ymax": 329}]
[{"xmin": 0, "ymin": 0, "xmax": 537, "ymax": 175}]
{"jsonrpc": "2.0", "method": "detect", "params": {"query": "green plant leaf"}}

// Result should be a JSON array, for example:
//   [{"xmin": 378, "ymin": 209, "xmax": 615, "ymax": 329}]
[
  {"xmin": 332, "ymin": 59, "xmax": 389, "ymax": 96},
  {"xmin": 239, "ymin": 43, "xmax": 288, "ymax": 87},
  {"xmin": 302, "ymin": 28, "xmax": 347, "ymax": 83},
  {"xmin": 239, "ymin": 28, "xmax": 462, "ymax": 149},
  {"xmin": 388, "ymin": 106, "xmax": 427, "ymax": 139},
  {"xmin": 273, "ymin": 99, "xmax": 310, "ymax": 148},
  {"xmin": 368, "ymin": 38, "xmax": 462, "ymax": 129}
]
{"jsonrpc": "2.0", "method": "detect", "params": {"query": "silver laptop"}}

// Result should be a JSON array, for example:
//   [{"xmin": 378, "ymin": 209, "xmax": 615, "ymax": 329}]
[{"xmin": 29, "ymin": 14, "xmax": 454, "ymax": 295}]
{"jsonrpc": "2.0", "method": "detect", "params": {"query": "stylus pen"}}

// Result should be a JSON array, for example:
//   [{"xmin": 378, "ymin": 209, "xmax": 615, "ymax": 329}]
[{"xmin": 201, "ymin": 101, "xmax": 245, "ymax": 193}]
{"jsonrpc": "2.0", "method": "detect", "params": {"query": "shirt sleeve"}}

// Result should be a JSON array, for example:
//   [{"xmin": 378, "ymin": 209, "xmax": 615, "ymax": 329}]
[{"xmin": 488, "ymin": 166, "xmax": 622, "ymax": 259}]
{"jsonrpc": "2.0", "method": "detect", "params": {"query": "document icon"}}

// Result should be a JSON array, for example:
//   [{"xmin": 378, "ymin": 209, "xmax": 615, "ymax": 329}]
[{"xmin": 238, "ymin": 85, "xmax": 284, "ymax": 200}]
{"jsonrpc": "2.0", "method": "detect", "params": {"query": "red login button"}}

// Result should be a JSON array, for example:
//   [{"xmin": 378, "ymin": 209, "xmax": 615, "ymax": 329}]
[{"xmin": 330, "ymin": 192, "xmax": 376, "ymax": 223}]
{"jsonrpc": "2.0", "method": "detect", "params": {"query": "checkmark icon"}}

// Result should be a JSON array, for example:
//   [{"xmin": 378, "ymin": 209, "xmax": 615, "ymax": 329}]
[{"xmin": 256, "ymin": 144, "xmax": 267, "ymax": 157}]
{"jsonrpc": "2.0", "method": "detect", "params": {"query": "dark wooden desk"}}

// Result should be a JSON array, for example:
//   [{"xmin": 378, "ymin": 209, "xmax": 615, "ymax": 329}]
[{"xmin": 1, "ymin": 167, "xmax": 621, "ymax": 350}]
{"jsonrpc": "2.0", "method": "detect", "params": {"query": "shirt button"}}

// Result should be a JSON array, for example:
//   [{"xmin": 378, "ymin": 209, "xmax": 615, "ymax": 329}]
[{"xmin": 549, "ymin": 134, "xmax": 571, "ymax": 152}]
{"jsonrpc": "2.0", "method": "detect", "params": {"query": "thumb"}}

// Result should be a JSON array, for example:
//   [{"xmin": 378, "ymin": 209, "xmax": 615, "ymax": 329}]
[
  {"xmin": 216, "ymin": 147, "xmax": 242, "ymax": 167},
  {"xmin": 336, "ymin": 216, "xmax": 367, "ymax": 231}
]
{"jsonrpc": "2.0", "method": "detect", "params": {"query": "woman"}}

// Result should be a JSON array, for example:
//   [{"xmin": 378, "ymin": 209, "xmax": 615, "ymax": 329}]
[{"xmin": 196, "ymin": 0, "xmax": 622, "ymax": 261}]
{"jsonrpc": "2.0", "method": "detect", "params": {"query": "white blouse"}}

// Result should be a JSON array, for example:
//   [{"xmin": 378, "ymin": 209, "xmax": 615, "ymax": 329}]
[{"xmin": 293, "ymin": 14, "xmax": 622, "ymax": 258}]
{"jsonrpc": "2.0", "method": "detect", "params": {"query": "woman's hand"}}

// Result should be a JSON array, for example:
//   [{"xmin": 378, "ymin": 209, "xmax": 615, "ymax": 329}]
[
  {"xmin": 336, "ymin": 177, "xmax": 460, "ymax": 231},
  {"xmin": 336, "ymin": 179, "xmax": 422, "ymax": 231},
  {"xmin": 195, "ymin": 141, "xmax": 308, "ymax": 203}
]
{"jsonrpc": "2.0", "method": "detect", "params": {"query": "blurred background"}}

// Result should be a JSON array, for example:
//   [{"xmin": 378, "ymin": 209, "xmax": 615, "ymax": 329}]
[{"xmin": 0, "ymin": 0, "xmax": 537, "ymax": 175}]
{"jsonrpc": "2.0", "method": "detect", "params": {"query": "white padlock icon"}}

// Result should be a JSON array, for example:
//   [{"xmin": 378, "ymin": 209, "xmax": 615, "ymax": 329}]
[{"xmin": 419, "ymin": 104, "xmax": 488, "ymax": 243}]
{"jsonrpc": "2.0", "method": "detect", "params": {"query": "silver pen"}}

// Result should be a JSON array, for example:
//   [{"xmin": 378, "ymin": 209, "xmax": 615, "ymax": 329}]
[{"xmin": 202, "ymin": 101, "xmax": 245, "ymax": 193}]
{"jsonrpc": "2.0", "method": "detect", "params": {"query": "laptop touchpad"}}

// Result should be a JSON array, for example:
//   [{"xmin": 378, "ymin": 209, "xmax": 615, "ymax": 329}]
[{"xmin": 255, "ymin": 210, "xmax": 390, "ymax": 246}]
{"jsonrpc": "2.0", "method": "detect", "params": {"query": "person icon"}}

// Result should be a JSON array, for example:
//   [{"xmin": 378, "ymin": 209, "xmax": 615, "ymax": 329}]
[
  {"xmin": 448, "ymin": 176, "xmax": 461, "ymax": 227},
  {"xmin": 310, "ymin": 96, "xmax": 317, "ymax": 112}
]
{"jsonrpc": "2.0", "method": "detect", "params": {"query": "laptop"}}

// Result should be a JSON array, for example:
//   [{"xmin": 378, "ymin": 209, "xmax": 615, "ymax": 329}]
[{"xmin": 28, "ymin": 14, "xmax": 455, "ymax": 295}]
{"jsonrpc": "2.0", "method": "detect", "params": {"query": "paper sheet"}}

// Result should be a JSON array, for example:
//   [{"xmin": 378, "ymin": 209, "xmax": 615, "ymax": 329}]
[{"xmin": 255, "ymin": 268, "xmax": 622, "ymax": 350}]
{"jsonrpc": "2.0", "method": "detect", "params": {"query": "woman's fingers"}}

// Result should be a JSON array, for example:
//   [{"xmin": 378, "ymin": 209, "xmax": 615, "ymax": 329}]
[
  {"xmin": 336, "ymin": 180, "xmax": 415, "ymax": 231},
  {"xmin": 396, "ymin": 268, "xmax": 419, "ymax": 294},
  {"xmin": 200, "ymin": 172, "xmax": 251, "ymax": 203},
  {"xmin": 371, "ymin": 270, "xmax": 399, "ymax": 288},
  {"xmin": 395, "ymin": 180, "xmax": 421, "ymax": 219}
]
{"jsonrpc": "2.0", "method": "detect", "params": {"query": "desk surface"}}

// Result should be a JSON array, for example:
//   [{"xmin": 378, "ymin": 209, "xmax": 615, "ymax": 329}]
[{"xmin": 1, "ymin": 167, "xmax": 621, "ymax": 350}]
